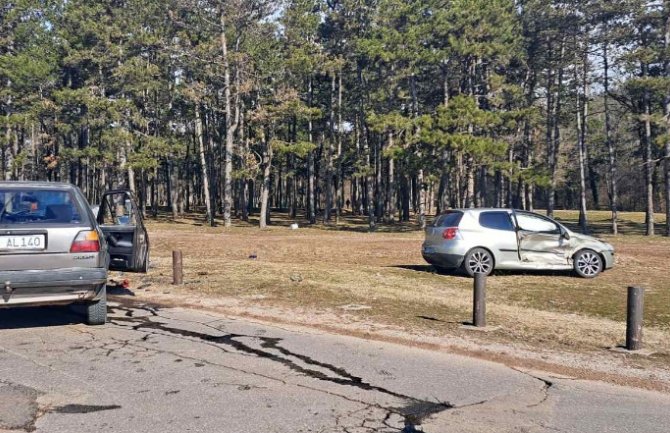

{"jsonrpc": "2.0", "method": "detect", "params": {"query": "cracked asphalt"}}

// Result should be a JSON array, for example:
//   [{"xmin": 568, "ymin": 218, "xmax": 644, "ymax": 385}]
[{"xmin": 1, "ymin": 302, "xmax": 669, "ymax": 433}]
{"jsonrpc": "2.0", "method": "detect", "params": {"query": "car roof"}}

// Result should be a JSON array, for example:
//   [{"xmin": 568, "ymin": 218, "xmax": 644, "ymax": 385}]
[
  {"xmin": 0, "ymin": 181, "xmax": 76, "ymax": 190},
  {"xmin": 439, "ymin": 208, "xmax": 515, "ymax": 215}
]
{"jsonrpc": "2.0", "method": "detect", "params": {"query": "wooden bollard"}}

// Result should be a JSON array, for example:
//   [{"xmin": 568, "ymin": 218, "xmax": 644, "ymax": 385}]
[
  {"xmin": 626, "ymin": 286, "xmax": 644, "ymax": 351},
  {"xmin": 172, "ymin": 250, "xmax": 183, "ymax": 285},
  {"xmin": 473, "ymin": 273, "xmax": 487, "ymax": 327}
]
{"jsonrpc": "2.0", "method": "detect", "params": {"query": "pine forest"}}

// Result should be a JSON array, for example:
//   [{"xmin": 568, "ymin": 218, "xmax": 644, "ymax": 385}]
[{"xmin": 2, "ymin": 0, "xmax": 670, "ymax": 234}]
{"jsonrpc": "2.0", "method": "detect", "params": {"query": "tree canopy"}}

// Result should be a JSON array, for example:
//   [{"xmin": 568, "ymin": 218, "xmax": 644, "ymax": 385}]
[{"xmin": 1, "ymin": 0, "xmax": 669, "ymax": 234}]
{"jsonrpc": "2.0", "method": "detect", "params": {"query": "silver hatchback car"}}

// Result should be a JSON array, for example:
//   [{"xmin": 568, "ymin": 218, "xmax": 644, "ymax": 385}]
[
  {"xmin": 422, "ymin": 209, "xmax": 615, "ymax": 278},
  {"xmin": 0, "ymin": 182, "xmax": 149, "ymax": 324}
]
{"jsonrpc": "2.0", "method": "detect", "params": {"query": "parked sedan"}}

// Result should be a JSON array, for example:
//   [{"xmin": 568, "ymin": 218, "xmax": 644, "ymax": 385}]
[
  {"xmin": 0, "ymin": 182, "xmax": 149, "ymax": 325},
  {"xmin": 422, "ymin": 209, "xmax": 615, "ymax": 278}
]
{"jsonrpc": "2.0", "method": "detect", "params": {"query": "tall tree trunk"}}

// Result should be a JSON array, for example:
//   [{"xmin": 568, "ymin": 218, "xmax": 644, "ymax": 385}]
[
  {"xmin": 126, "ymin": 139, "xmax": 136, "ymax": 194},
  {"xmin": 438, "ymin": 63, "xmax": 451, "ymax": 214},
  {"xmin": 603, "ymin": 43, "xmax": 618, "ymax": 235},
  {"xmin": 336, "ymin": 71, "xmax": 343, "ymax": 224},
  {"xmin": 664, "ymin": 8, "xmax": 670, "ymax": 236},
  {"xmin": 169, "ymin": 160, "xmax": 179, "ymax": 220},
  {"xmin": 545, "ymin": 59, "xmax": 555, "ymax": 215},
  {"xmin": 547, "ymin": 41, "xmax": 564, "ymax": 218},
  {"xmin": 410, "ymin": 72, "xmax": 426, "ymax": 228},
  {"xmin": 219, "ymin": 12, "xmax": 238, "ymax": 227},
  {"xmin": 323, "ymin": 73, "xmax": 336, "ymax": 223},
  {"xmin": 576, "ymin": 49, "xmax": 589, "ymax": 233},
  {"xmin": 386, "ymin": 131, "xmax": 396, "ymax": 222},
  {"xmin": 307, "ymin": 76, "xmax": 316, "ymax": 224},
  {"xmin": 195, "ymin": 106, "xmax": 214, "ymax": 226},
  {"xmin": 259, "ymin": 131, "xmax": 273, "ymax": 229},
  {"xmin": 364, "ymin": 127, "xmax": 376, "ymax": 230},
  {"xmin": 455, "ymin": 152, "xmax": 463, "ymax": 208},
  {"xmin": 642, "ymin": 62, "xmax": 655, "ymax": 236}
]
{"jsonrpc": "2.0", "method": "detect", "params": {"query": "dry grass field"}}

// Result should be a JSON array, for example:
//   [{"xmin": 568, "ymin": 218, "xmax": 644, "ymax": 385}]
[{"xmin": 120, "ymin": 209, "xmax": 670, "ymax": 381}]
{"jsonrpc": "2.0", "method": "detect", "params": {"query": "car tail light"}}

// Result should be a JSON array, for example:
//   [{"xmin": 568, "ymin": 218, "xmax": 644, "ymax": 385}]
[
  {"xmin": 70, "ymin": 230, "xmax": 101, "ymax": 253},
  {"xmin": 442, "ymin": 227, "xmax": 459, "ymax": 240}
]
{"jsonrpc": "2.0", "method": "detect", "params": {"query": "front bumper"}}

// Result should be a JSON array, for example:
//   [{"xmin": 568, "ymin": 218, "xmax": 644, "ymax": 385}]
[
  {"xmin": 601, "ymin": 250, "xmax": 615, "ymax": 269},
  {"xmin": 0, "ymin": 267, "xmax": 107, "ymax": 307}
]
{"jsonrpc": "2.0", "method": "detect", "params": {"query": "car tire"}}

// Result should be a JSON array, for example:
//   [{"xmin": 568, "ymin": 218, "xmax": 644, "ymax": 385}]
[
  {"xmin": 141, "ymin": 251, "xmax": 150, "ymax": 273},
  {"xmin": 86, "ymin": 286, "xmax": 107, "ymax": 325},
  {"xmin": 462, "ymin": 248, "xmax": 494, "ymax": 277},
  {"xmin": 573, "ymin": 249, "xmax": 603, "ymax": 278}
]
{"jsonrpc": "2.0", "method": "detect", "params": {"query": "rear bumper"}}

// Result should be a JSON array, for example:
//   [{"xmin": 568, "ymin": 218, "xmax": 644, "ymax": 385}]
[
  {"xmin": 422, "ymin": 252, "xmax": 464, "ymax": 269},
  {"xmin": 422, "ymin": 240, "xmax": 468, "ymax": 270},
  {"xmin": 0, "ymin": 267, "xmax": 107, "ymax": 307}
]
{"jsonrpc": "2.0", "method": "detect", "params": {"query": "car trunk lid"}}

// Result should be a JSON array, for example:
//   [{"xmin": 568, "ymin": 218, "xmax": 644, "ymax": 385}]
[{"xmin": 424, "ymin": 211, "xmax": 464, "ymax": 247}]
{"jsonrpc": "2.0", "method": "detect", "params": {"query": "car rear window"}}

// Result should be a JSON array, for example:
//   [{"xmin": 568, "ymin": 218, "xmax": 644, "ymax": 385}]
[
  {"xmin": 479, "ymin": 211, "xmax": 514, "ymax": 231},
  {"xmin": 434, "ymin": 212, "xmax": 463, "ymax": 227},
  {"xmin": 0, "ymin": 188, "xmax": 87, "ymax": 226}
]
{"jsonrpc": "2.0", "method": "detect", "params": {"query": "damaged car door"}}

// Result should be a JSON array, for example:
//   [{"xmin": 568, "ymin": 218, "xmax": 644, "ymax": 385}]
[
  {"xmin": 97, "ymin": 190, "xmax": 149, "ymax": 273},
  {"xmin": 513, "ymin": 211, "xmax": 570, "ymax": 267}
]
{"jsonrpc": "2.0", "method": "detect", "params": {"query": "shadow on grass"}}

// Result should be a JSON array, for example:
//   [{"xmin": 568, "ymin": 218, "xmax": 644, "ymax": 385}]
[
  {"xmin": 391, "ymin": 264, "xmax": 467, "ymax": 277},
  {"xmin": 556, "ymin": 217, "xmax": 666, "ymax": 236},
  {"xmin": 141, "ymin": 205, "xmax": 670, "ymax": 242},
  {"xmin": 145, "ymin": 207, "xmax": 670, "ymax": 237},
  {"xmin": 391, "ymin": 264, "xmax": 582, "ymax": 279},
  {"xmin": 144, "ymin": 207, "xmax": 423, "ymax": 233},
  {"xmin": 415, "ymin": 315, "xmax": 465, "ymax": 325}
]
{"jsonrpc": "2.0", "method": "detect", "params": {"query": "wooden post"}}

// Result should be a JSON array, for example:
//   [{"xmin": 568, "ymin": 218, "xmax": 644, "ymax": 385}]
[
  {"xmin": 626, "ymin": 286, "xmax": 644, "ymax": 351},
  {"xmin": 473, "ymin": 273, "xmax": 486, "ymax": 327},
  {"xmin": 172, "ymin": 250, "xmax": 183, "ymax": 285}
]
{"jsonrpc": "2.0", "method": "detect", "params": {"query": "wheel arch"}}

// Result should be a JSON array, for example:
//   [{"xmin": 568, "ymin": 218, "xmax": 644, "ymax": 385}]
[
  {"xmin": 572, "ymin": 248, "xmax": 605, "ymax": 278},
  {"xmin": 464, "ymin": 246, "xmax": 497, "ymax": 269},
  {"xmin": 571, "ymin": 247, "xmax": 606, "ymax": 264}
]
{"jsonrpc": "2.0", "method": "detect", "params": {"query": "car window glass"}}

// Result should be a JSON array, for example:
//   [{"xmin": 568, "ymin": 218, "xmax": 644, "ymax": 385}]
[
  {"xmin": 0, "ymin": 189, "xmax": 85, "ymax": 225},
  {"xmin": 100, "ymin": 193, "xmax": 136, "ymax": 226},
  {"xmin": 434, "ymin": 212, "xmax": 463, "ymax": 227},
  {"xmin": 479, "ymin": 212, "xmax": 514, "ymax": 231},
  {"xmin": 516, "ymin": 213, "xmax": 558, "ymax": 233}
]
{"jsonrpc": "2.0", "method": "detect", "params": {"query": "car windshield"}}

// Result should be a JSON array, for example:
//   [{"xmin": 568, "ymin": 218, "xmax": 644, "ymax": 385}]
[{"xmin": 0, "ymin": 188, "xmax": 86, "ymax": 226}]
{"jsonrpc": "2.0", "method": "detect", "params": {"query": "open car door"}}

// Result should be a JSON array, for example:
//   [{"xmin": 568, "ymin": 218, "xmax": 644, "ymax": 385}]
[
  {"xmin": 97, "ymin": 190, "xmax": 149, "ymax": 273},
  {"xmin": 513, "ymin": 211, "xmax": 570, "ymax": 267}
]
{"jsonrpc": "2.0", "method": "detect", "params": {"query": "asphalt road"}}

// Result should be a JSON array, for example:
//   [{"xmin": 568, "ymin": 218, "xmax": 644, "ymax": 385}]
[{"xmin": 1, "ymin": 301, "xmax": 669, "ymax": 433}]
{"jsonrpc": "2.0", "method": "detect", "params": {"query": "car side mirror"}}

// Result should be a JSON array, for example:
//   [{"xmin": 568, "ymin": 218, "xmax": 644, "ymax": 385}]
[{"xmin": 561, "ymin": 230, "xmax": 570, "ymax": 240}]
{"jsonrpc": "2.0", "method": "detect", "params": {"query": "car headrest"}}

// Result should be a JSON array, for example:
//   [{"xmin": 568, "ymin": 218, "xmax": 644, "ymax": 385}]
[{"xmin": 45, "ymin": 204, "xmax": 74, "ymax": 223}]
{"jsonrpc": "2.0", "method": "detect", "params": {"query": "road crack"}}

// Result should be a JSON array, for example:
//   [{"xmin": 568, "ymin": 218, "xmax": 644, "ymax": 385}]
[
  {"xmin": 511, "ymin": 367, "xmax": 554, "ymax": 408},
  {"xmin": 108, "ymin": 305, "xmax": 453, "ymax": 430}
]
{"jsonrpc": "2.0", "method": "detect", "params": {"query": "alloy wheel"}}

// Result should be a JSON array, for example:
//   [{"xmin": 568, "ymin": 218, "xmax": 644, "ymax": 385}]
[
  {"xmin": 467, "ymin": 250, "xmax": 492, "ymax": 275},
  {"xmin": 576, "ymin": 251, "xmax": 601, "ymax": 277}
]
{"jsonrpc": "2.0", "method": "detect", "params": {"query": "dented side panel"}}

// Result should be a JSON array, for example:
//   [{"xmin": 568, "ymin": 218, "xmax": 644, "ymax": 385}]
[{"xmin": 518, "ymin": 232, "xmax": 570, "ymax": 267}]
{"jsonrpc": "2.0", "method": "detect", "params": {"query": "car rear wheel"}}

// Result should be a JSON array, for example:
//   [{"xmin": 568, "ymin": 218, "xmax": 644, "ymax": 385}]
[
  {"xmin": 86, "ymin": 286, "xmax": 107, "ymax": 325},
  {"xmin": 462, "ymin": 248, "xmax": 494, "ymax": 277},
  {"xmin": 573, "ymin": 249, "xmax": 603, "ymax": 278}
]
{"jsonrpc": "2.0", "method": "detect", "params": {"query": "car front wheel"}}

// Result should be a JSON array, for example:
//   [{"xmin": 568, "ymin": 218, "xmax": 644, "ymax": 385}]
[
  {"xmin": 573, "ymin": 249, "xmax": 603, "ymax": 278},
  {"xmin": 462, "ymin": 248, "xmax": 494, "ymax": 277}
]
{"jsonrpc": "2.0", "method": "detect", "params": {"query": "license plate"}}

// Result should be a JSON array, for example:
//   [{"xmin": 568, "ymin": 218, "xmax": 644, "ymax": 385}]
[{"xmin": 0, "ymin": 234, "xmax": 46, "ymax": 250}]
